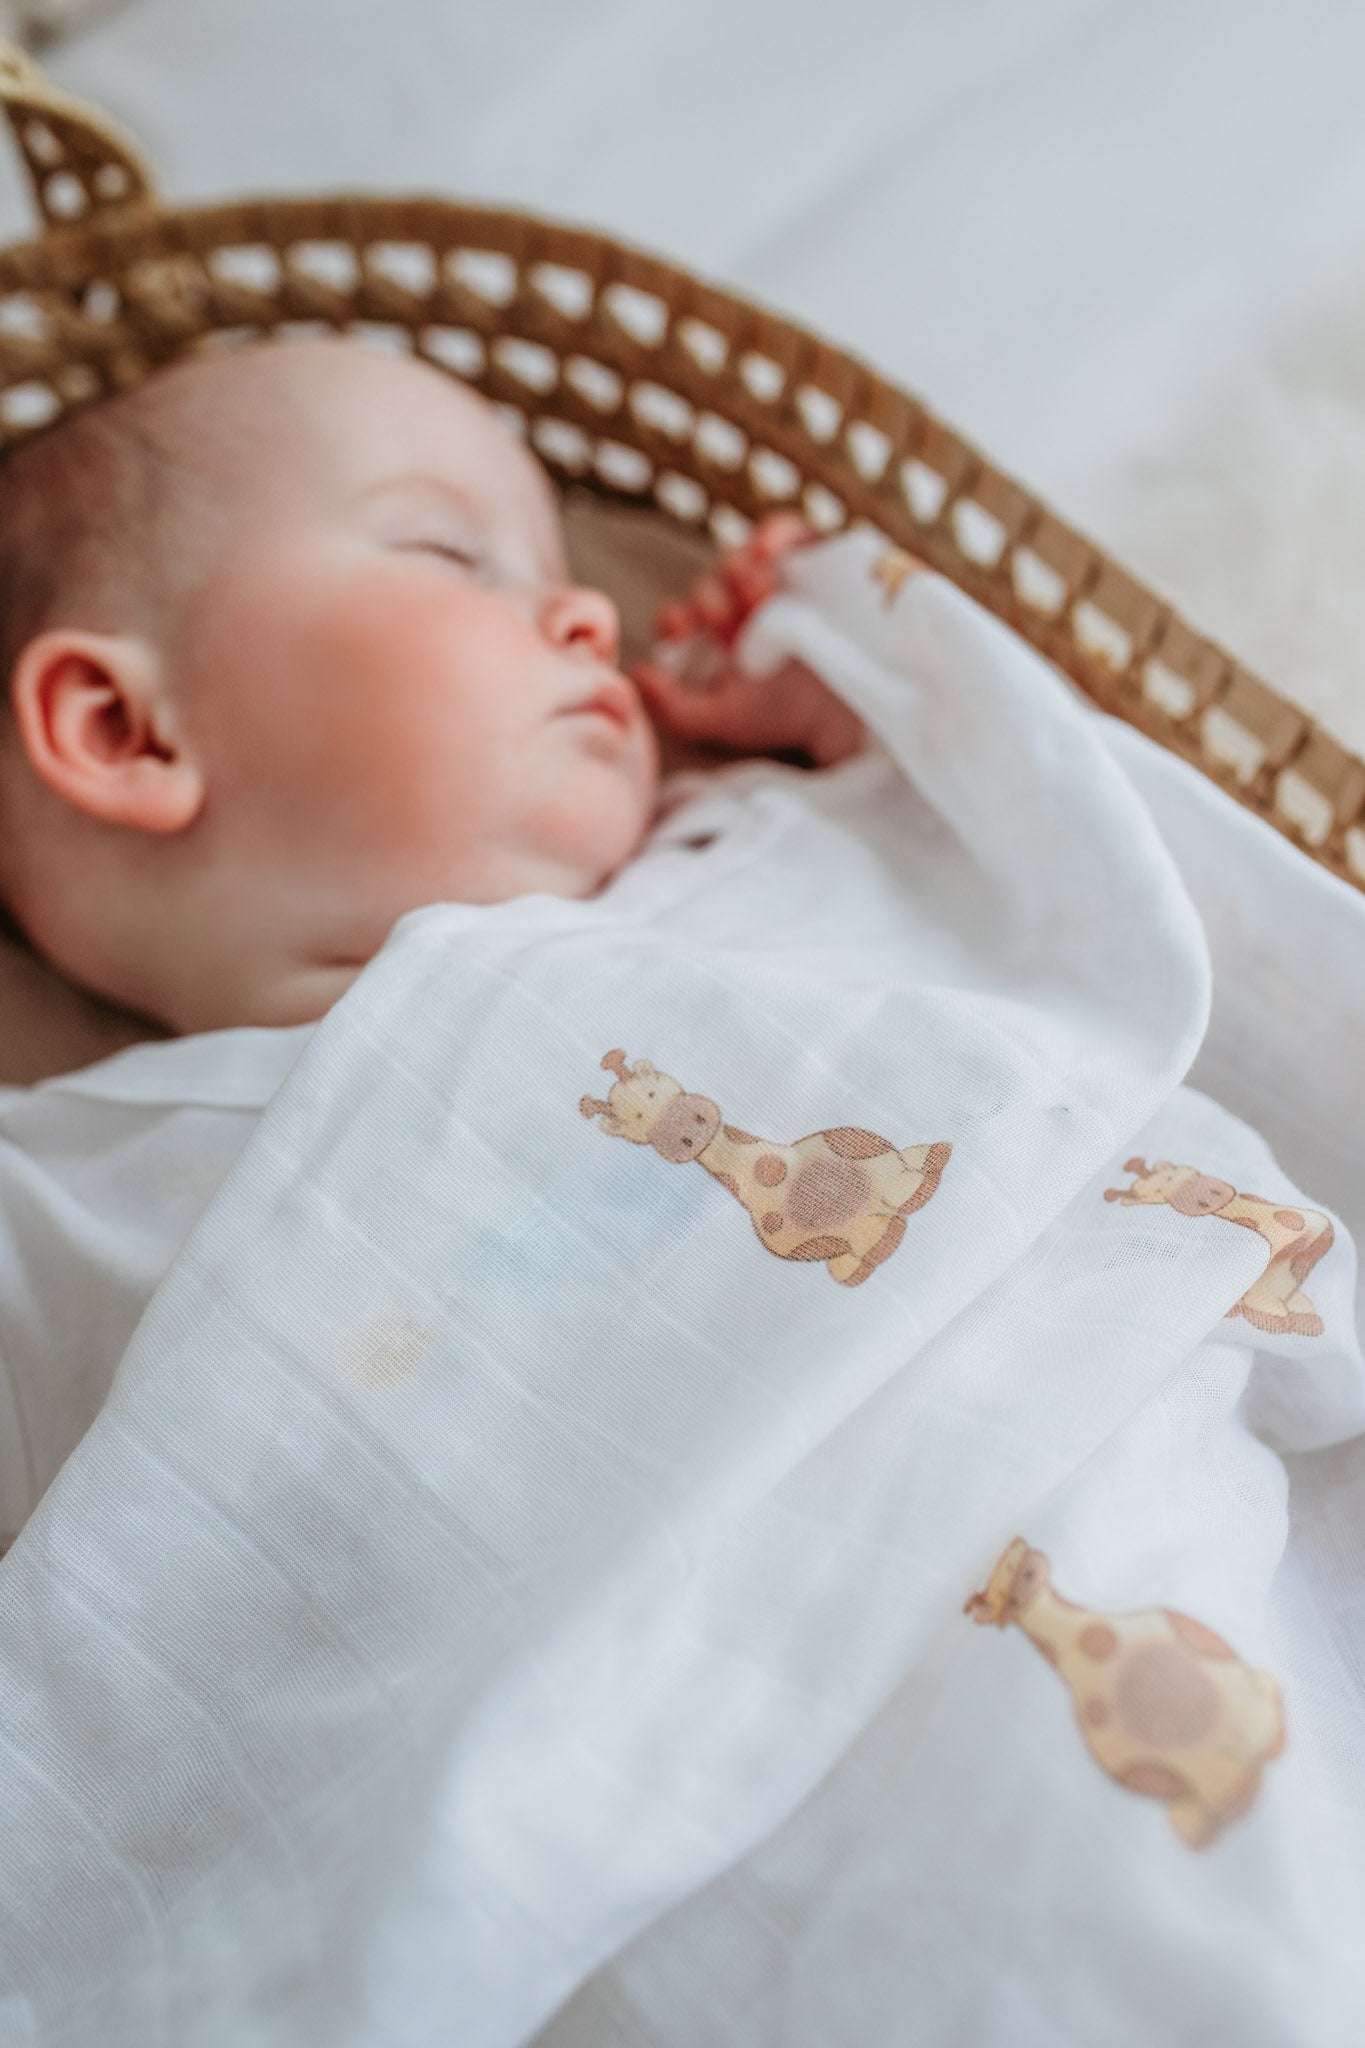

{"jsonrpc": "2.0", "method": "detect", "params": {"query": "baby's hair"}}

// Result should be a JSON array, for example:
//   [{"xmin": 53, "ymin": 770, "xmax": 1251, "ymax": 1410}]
[{"xmin": 0, "ymin": 387, "xmax": 189, "ymax": 712}]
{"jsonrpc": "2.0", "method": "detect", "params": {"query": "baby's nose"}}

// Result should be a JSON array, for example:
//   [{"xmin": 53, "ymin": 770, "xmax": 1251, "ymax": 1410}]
[{"xmin": 540, "ymin": 584, "xmax": 621, "ymax": 664}]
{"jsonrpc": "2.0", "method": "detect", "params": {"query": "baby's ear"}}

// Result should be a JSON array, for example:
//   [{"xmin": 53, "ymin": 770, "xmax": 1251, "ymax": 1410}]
[{"xmin": 9, "ymin": 627, "xmax": 204, "ymax": 833}]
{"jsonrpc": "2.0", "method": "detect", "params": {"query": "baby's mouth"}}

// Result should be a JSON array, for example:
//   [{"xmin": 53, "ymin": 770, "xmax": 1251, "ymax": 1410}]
[{"xmin": 559, "ymin": 674, "xmax": 639, "ymax": 731}]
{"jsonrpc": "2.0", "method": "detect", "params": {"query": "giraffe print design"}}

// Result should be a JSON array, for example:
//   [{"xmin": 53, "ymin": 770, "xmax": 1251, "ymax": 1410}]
[
  {"xmin": 966, "ymin": 1538, "xmax": 1286, "ymax": 1849},
  {"xmin": 579, "ymin": 1049, "xmax": 950, "ymax": 1287},
  {"xmin": 1104, "ymin": 1158, "xmax": 1334, "ymax": 1337}
]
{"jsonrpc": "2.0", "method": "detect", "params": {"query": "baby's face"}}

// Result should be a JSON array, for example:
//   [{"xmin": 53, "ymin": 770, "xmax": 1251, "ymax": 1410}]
[{"xmin": 170, "ymin": 341, "xmax": 661, "ymax": 971}]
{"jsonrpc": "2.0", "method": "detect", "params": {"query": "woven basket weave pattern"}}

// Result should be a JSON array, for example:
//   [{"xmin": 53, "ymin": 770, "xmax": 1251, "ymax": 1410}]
[{"xmin": 0, "ymin": 46, "xmax": 1360, "ymax": 891}]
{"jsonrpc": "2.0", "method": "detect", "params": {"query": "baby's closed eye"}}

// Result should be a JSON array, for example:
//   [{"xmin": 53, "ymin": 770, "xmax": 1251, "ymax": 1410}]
[{"xmin": 399, "ymin": 539, "xmax": 484, "ymax": 570}]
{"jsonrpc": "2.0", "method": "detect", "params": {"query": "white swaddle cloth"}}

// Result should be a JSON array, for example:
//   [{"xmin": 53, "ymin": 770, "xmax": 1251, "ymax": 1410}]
[{"xmin": 1, "ymin": 534, "xmax": 1362, "ymax": 2046}]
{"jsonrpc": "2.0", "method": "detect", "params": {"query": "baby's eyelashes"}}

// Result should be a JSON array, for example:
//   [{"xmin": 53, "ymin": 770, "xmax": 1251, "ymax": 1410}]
[
  {"xmin": 404, "ymin": 539, "xmax": 484, "ymax": 571},
  {"xmin": 388, "ymin": 537, "xmax": 506, "ymax": 587}
]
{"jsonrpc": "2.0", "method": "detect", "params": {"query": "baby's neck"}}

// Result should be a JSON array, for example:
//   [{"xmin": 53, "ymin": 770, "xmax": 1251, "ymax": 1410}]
[
  {"xmin": 92, "ymin": 932, "xmax": 366, "ymax": 1036},
  {"xmin": 23, "ymin": 737, "xmax": 729, "ymax": 1037},
  {"xmin": 11, "ymin": 830, "xmax": 369, "ymax": 1036}
]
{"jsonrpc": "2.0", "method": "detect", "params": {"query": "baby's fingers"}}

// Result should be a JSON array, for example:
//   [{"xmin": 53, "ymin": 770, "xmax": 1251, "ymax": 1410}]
[
  {"xmin": 717, "ymin": 513, "xmax": 817, "ymax": 613},
  {"xmin": 631, "ymin": 653, "xmax": 747, "ymax": 744},
  {"xmin": 631, "ymin": 634, "xmax": 729, "ymax": 698},
  {"xmin": 750, "ymin": 510, "xmax": 818, "ymax": 561},
  {"xmin": 650, "ymin": 513, "xmax": 819, "ymax": 649}
]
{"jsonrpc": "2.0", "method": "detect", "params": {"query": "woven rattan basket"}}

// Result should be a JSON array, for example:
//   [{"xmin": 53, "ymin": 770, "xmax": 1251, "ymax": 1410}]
[{"xmin": 0, "ymin": 44, "xmax": 1360, "ymax": 892}]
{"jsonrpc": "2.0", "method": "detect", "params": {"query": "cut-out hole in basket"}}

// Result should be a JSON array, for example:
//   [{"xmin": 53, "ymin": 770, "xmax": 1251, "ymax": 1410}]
[
  {"xmin": 0, "ymin": 293, "xmax": 50, "ymax": 341},
  {"xmin": 0, "ymin": 382, "xmax": 60, "ymax": 430},
  {"xmin": 901, "ymin": 458, "xmax": 948, "ymax": 524},
  {"xmin": 802, "ymin": 482, "xmax": 846, "ymax": 532},
  {"xmin": 1345, "ymin": 824, "xmax": 1365, "ymax": 884},
  {"xmin": 448, "ymin": 248, "xmax": 517, "ymax": 306},
  {"xmin": 1072, "ymin": 599, "xmax": 1133, "ymax": 673},
  {"xmin": 564, "ymin": 354, "xmax": 623, "ymax": 412},
  {"xmin": 22, "ymin": 121, "xmax": 62, "ymax": 167},
  {"xmin": 82, "ymin": 279, "xmax": 121, "ymax": 323},
  {"xmin": 695, "ymin": 411, "xmax": 746, "ymax": 471},
  {"xmin": 1202, "ymin": 704, "xmax": 1266, "ymax": 784},
  {"xmin": 709, "ymin": 503, "xmax": 752, "ymax": 551},
  {"xmin": 603, "ymin": 282, "xmax": 668, "ymax": 347},
  {"xmin": 532, "ymin": 415, "xmax": 592, "ymax": 473},
  {"xmin": 277, "ymin": 320, "xmax": 343, "ymax": 345},
  {"xmin": 493, "ymin": 402, "xmax": 527, "ymax": 439},
  {"xmin": 1141, "ymin": 659, "xmax": 1196, "ymax": 720},
  {"xmin": 529, "ymin": 262, "xmax": 593, "ymax": 321},
  {"xmin": 43, "ymin": 171, "xmax": 86, "ymax": 220},
  {"xmin": 847, "ymin": 420, "xmax": 891, "ymax": 482},
  {"xmin": 493, "ymin": 336, "xmax": 558, "ymax": 393},
  {"xmin": 346, "ymin": 322, "xmax": 412, "ymax": 355},
  {"xmin": 420, "ymin": 325, "xmax": 486, "ymax": 378},
  {"xmin": 93, "ymin": 163, "xmax": 131, "ymax": 202},
  {"xmin": 365, "ymin": 241, "xmax": 437, "ymax": 297},
  {"xmin": 740, "ymin": 351, "xmax": 784, "ymax": 403},
  {"xmin": 796, "ymin": 384, "xmax": 842, "ymax": 443},
  {"xmin": 656, "ymin": 470, "xmax": 708, "ymax": 523},
  {"xmin": 288, "ymin": 241, "xmax": 358, "ymax": 294},
  {"xmin": 213, "ymin": 244, "xmax": 284, "ymax": 295},
  {"xmin": 678, "ymin": 317, "xmax": 726, "ymax": 374},
  {"xmin": 952, "ymin": 499, "xmax": 1008, "ymax": 567},
  {"xmin": 1274, "ymin": 768, "xmax": 1335, "ymax": 847},
  {"xmin": 750, "ymin": 447, "xmax": 801, "ymax": 500},
  {"xmin": 596, "ymin": 439, "xmax": 653, "ymax": 492},
  {"xmin": 1011, "ymin": 546, "xmax": 1069, "ymax": 617},
  {"xmin": 630, "ymin": 381, "xmax": 694, "ymax": 441}
]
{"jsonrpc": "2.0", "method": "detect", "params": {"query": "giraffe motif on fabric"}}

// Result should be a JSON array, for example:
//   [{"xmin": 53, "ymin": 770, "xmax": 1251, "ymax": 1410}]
[
  {"xmin": 871, "ymin": 546, "xmax": 920, "ymax": 606},
  {"xmin": 1104, "ymin": 1157, "xmax": 1334, "ymax": 1337},
  {"xmin": 966, "ymin": 1538, "xmax": 1285, "ymax": 1850},
  {"xmin": 579, "ymin": 1049, "xmax": 950, "ymax": 1288}
]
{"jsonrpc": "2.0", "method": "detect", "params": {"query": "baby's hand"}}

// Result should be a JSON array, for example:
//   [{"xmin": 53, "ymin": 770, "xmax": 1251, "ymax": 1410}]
[{"xmin": 631, "ymin": 513, "xmax": 868, "ymax": 769}]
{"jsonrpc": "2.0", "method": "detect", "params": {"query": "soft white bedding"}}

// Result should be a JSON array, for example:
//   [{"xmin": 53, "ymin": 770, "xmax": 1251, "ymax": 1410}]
[{"xmin": 2, "ymin": 541, "xmax": 1363, "ymax": 2042}]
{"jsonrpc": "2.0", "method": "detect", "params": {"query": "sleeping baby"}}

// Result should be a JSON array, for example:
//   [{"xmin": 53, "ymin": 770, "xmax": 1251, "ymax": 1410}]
[
  {"xmin": 3, "ymin": 333, "xmax": 1358, "ymax": 2044},
  {"xmin": 0, "ymin": 332, "xmax": 876, "ymax": 1527},
  {"xmin": 0, "ymin": 335, "xmax": 867, "ymax": 1036}
]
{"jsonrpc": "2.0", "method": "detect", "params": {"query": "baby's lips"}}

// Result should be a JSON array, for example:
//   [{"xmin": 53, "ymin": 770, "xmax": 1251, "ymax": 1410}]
[{"xmin": 566, "ymin": 672, "xmax": 641, "ymax": 730}]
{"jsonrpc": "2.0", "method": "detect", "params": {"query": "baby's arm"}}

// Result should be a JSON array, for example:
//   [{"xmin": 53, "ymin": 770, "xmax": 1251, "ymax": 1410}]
[{"xmin": 631, "ymin": 515, "xmax": 924, "ymax": 769}]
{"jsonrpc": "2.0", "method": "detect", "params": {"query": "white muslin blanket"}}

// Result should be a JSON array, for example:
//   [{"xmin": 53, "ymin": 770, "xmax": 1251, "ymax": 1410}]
[{"xmin": 3, "ymin": 536, "xmax": 1364, "ymax": 2046}]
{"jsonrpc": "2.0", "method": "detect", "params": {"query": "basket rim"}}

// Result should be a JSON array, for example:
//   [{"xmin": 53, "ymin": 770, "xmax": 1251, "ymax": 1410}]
[{"xmin": 0, "ymin": 181, "xmax": 1357, "ymax": 895}]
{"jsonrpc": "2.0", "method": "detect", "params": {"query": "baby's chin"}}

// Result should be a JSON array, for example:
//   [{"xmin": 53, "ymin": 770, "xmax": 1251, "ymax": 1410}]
[
  {"xmin": 559, "ymin": 782, "xmax": 662, "ymax": 901},
  {"xmin": 426, "ymin": 785, "xmax": 661, "ymax": 914},
  {"xmin": 560, "ymin": 723, "xmax": 662, "ymax": 898},
  {"xmin": 323, "ymin": 739, "xmax": 663, "ymax": 950}
]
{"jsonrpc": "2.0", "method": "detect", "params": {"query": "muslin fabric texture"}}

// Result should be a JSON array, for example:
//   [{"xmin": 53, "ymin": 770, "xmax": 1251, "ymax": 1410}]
[
  {"xmin": 0, "ymin": 1027, "xmax": 312, "ymax": 1534},
  {"xmin": 0, "ymin": 537, "xmax": 1361, "ymax": 2044}
]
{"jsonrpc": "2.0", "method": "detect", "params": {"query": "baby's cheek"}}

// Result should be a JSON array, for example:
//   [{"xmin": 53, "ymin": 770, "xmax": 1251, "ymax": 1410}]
[
  {"xmin": 302, "ymin": 580, "xmax": 497, "ymax": 774},
  {"xmin": 309, "ymin": 577, "xmax": 441, "ymax": 712},
  {"xmin": 220, "ymin": 555, "xmax": 654, "ymax": 899}
]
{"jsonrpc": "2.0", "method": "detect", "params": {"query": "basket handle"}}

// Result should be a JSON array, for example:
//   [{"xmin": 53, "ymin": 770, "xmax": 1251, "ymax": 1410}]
[{"xmin": 0, "ymin": 42, "xmax": 156, "ymax": 233}]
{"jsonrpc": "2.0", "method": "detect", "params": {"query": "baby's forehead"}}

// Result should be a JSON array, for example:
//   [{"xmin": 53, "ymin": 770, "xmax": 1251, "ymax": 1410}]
[{"xmin": 135, "ymin": 336, "xmax": 562, "ymax": 544}]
